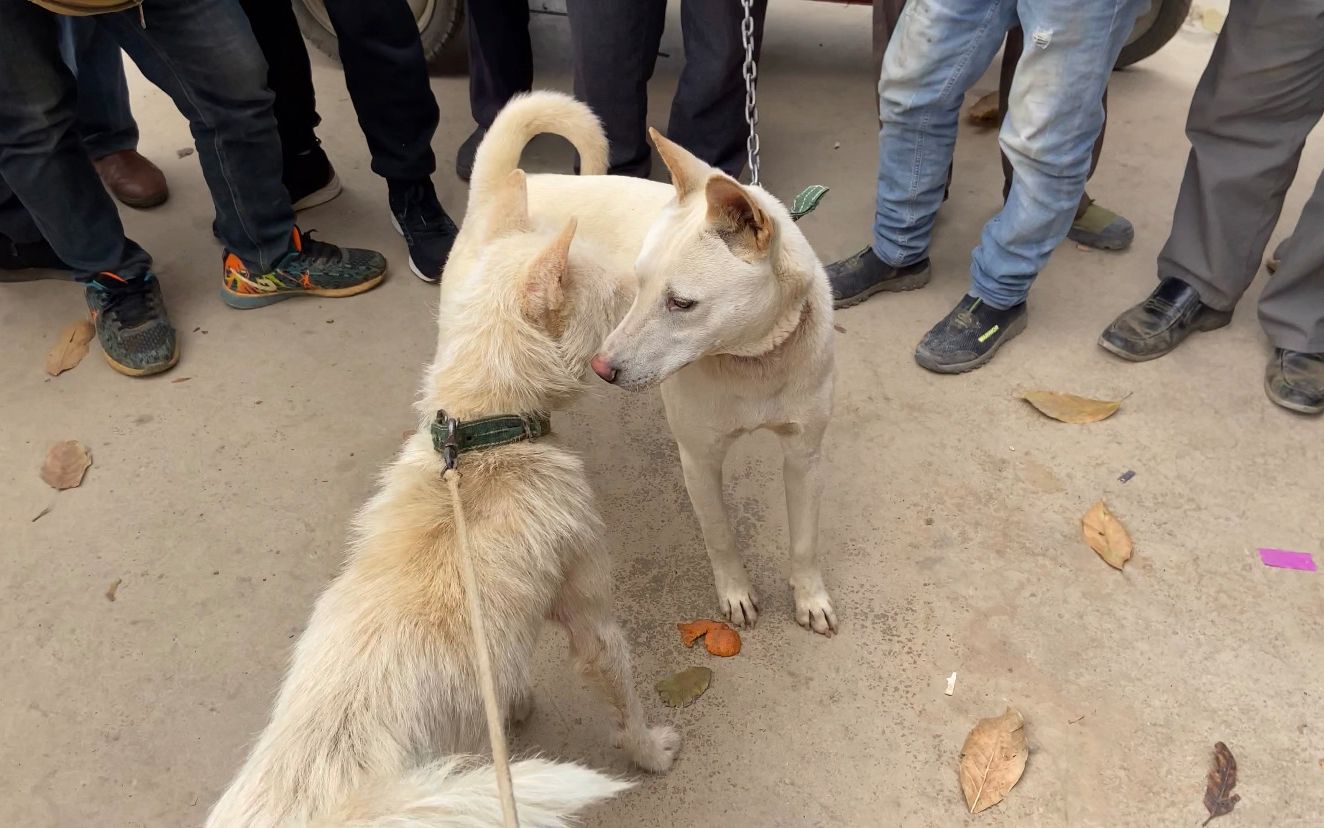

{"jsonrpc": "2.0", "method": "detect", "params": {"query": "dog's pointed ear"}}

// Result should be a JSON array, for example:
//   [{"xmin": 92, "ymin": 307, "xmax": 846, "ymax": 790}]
[
  {"xmin": 650, "ymin": 127, "xmax": 710, "ymax": 200},
  {"xmin": 706, "ymin": 175, "xmax": 772, "ymax": 254},
  {"xmin": 520, "ymin": 218, "xmax": 578, "ymax": 327},
  {"xmin": 484, "ymin": 169, "xmax": 532, "ymax": 240}
]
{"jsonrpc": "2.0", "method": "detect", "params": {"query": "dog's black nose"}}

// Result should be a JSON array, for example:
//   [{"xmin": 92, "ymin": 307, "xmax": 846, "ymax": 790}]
[{"xmin": 590, "ymin": 354, "xmax": 618, "ymax": 384}]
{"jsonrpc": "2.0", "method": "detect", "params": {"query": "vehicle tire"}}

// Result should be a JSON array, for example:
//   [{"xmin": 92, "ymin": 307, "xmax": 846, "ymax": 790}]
[
  {"xmin": 292, "ymin": 0, "xmax": 465, "ymax": 68},
  {"xmin": 1115, "ymin": 0, "xmax": 1191, "ymax": 69}
]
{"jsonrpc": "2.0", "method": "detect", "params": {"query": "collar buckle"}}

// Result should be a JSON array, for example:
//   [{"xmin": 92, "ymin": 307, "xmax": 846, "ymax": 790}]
[{"xmin": 439, "ymin": 411, "xmax": 460, "ymax": 472}]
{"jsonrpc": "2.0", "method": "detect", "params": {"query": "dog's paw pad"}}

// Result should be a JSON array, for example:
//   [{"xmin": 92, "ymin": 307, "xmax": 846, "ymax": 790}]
[
  {"xmin": 630, "ymin": 725, "xmax": 682, "ymax": 773},
  {"xmin": 794, "ymin": 589, "xmax": 837, "ymax": 637}
]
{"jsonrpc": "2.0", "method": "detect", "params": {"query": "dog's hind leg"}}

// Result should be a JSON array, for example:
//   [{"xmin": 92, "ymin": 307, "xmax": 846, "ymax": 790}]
[
  {"xmin": 674, "ymin": 431, "xmax": 760, "ymax": 628},
  {"xmin": 778, "ymin": 422, "xmax": 837, "ymax": 636},
  {"xmin": 551, "ymin": 552, "xmax": 681, "ymax": 773}
]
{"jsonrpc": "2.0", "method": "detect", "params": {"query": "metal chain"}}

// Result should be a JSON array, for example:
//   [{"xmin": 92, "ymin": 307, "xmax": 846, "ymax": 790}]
[{"xmin": 740, "ymin": 0, "xmax": 760, "ymax": 186}]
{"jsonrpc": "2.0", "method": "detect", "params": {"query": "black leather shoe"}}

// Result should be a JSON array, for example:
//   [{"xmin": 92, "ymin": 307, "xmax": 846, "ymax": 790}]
[
  {"xmin": 1098, "ymin": 277, "xmax": 1232, "ymax": 361},
  {"xmin": 827, "ymin": 245, "xmax": 930, "ymax": 309},
  {"xmin": 1265, "ymin": 349, "xmax": 1324, "ymax": 415}
]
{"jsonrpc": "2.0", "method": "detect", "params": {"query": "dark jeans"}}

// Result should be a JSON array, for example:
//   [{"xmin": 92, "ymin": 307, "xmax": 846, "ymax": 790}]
[
  {"xmin": 237, "ymin": 0, "xmax": 320, "ymax": 160},
  {"xmin": 467, "ymin": 0, "xmax": 533, "ymax": 129},
  {"xmin": 873, "ymin": 0, "xmax": 1105, "ymax": 219},
  {"xmin": 0, "ymin": 0, "xmax": 291, "ymax": 277},
  {"xmin": 240, "ymin": 0, "xmax": 436, "ymax": 186},
  {"xmin": 322, "ymin": 0, "xmax": 438, "ymax": 185},
  {"xmin": 565, "ymin": 0, "xmax": 768, "ymax": 178},
  {"xmin": 59, "ymin": 17, "xmax": 140, "ymax": 160}
]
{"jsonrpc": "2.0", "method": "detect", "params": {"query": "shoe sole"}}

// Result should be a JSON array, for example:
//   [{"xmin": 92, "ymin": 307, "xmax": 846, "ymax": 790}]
[
  {"xmin": 291, "ymin": 173, "xmax": 343, "ymax": 212},
  {"xmin": 1067, "ymin": 227, "xmax": 1133, "ymax": 252},
  {"xmin": 116, "ymin": 190, "xmax": 169, "ymax": 210},
  {"xmin": 103, "ymin": 342, "xmax": 181, "ymax": 377},
  {"xmin": 914, "ymin": 311, "xmax": 1028, "ymax": 374},
  {"xmin": 1096, "ymin": 312, "xmax": 1232, "ymax": 363},
  {"xmin": 389, "ymin": 213, "xmax": 441, "ymax": 283},
  {"xmin": 832, "ymin": 265, "xmax": 931, "ymax": 310},
  {"xmin": 219, "ymin": 274, "xmax": 385, "ymax": 310},
  {"xmin": 1264, "ymin": 375, "xmax": 1324, "ymax": 415}
]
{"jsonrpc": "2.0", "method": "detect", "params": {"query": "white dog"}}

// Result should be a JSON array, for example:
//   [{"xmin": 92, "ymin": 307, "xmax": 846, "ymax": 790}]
[
  {"xmin": 472, "ymin": 93, "xmax": 837, "ymax": 636},
  {"xmin": 207, "ymin": 136, "xmax": 679, "ymax": 826}
]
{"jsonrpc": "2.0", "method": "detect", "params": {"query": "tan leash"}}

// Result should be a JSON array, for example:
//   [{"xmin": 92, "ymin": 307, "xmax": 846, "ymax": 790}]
[{"xmin": 444, "ymin": 466, "xmax": 520, "ymax": 828}]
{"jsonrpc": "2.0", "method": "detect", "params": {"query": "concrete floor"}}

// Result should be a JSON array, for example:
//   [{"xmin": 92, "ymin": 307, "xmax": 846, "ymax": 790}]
[{"xmin": 3, "ymin": 3, "xmax": 1322, "ymax": 826}]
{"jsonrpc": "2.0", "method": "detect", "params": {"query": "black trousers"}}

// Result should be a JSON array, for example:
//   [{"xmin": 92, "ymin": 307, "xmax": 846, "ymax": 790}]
[
  {"xmin": 565, "ymin": 0, "xmax": 767, "ymax": 178},
  {"xmin": 467, "ymin": 0, "xmax": 533, "ymax": 129},
  {"xmin": 240, "ymin": 0, "xmax": 438, "ymax": 184}
]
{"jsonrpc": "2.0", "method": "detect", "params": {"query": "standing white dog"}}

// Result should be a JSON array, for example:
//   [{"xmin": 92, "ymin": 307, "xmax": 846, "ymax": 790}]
[
  {"xmin": 471, "ymin": 93, "xmax": 837, "ymax": 636},
  {"xmin": 207, "ymin": 120, "xmax": 679, "ymax": 825}
]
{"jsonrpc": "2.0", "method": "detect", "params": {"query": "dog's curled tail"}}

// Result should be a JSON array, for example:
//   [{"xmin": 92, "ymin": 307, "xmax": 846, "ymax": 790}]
[
  {"xmin": 467, "ymin": 90, "xmax": 608, "ymax": 206},
  {"xmin": 313, "ymin": 757, "xmax": 632, "ymax": 828}
]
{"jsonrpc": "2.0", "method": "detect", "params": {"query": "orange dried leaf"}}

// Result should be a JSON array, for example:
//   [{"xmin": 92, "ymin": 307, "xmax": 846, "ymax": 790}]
[
  {"xmin": 677, "ymin": 619, "xmax": 723, "ymax": 648},
  {"xmin": 704, "ymin": 625, "xmax": 742, "ymax": 657}
]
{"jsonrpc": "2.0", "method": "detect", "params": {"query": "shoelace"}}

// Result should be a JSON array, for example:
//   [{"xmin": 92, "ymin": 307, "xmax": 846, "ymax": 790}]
[
  {"xmin": 93, "ymin": 276, "xmax": 157, "ymax": 328},
  {"xmin": 292, "ymin": 229, "xmax": 340, "ymax": 268}
]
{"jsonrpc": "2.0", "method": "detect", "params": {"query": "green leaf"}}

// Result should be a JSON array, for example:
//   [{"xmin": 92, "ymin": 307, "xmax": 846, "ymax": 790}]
[{"xmin": 655, "ymin": 666, "xmax": 712, "ymax": 708}]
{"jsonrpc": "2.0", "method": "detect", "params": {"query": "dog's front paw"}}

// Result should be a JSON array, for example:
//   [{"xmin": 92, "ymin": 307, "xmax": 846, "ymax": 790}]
[
  {"xmin": 716, "ymin": 582, "xmax": 760, "ymax": 629},
  {"xmin": 625, "ymin": 724, "xmax": 682, "ymax": 774},
  {"xmin": 793, "ymin": 586, "xmax": 837, "ymax": 637}
]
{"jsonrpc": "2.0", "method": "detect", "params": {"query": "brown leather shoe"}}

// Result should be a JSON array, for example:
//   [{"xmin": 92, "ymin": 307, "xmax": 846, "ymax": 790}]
[{"xmin": 93, "ymin": 150, "xmax": 169, "ymax": 209}]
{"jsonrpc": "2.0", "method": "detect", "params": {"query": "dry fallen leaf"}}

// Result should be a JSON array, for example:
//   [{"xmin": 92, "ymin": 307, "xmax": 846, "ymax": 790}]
[
  {"xmin": 40, "ymin": 441, "xmax": 92, "ymax": 490},
  {"xmin": 171, "ymin": 377, "xmax": 192, "ymax": 384},
  {"xmin": 959, "ymin": 707, "xmax": 1028, "ymax": 814},
  {"xmin": 655, "ymin": 666, "xmax": 712, "ymax": 708},
  {"xmin": 44, "ymin": 320, "xmax": 95, "ymax": 376},
  {"xmin": 677, "ymin": 619, "xmax": 724, "ymax": 648},
  {"xmin": 967, "ymin": 91, "xmax": 1000, "ymax": 125},
  {"xmin": 1203, "ymin": 742, "xmax": 1240, "ymax": 825},
  {"xmin": 1082, "ymin": 501, "xmax": 1132, "ymax": 570},
  {"xmin": 704, "ymin": 625, "xmax": 741, "ymax": 657},
  {"xmin": 1017, "ymin": 390, "xmax": 1123, "ymax": 424},
  {"xmin": 105, "ymin": 578, "xmax": 122, "ymax": 602}
]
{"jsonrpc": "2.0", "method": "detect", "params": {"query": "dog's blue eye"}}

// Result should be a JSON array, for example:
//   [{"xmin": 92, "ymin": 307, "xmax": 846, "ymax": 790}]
[{"xmin": 667, "ymin": 296, "xmax": 696, "ymax": 311}]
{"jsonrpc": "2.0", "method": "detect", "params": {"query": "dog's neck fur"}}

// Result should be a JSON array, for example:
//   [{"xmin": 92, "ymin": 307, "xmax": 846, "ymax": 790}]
[
  {"xmin": 718, "ymin": 297, "xmax": 809, "ymax": 359},
  {"xmin": 421, "ymin": 282, "xmax": 575, "ymax": 425}
]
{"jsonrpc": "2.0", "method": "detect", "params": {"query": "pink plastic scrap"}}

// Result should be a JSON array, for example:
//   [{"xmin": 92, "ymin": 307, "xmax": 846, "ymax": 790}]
[{"xmin": 1257, "ymin": 548, "xmax": 1317, "ymax": 572}]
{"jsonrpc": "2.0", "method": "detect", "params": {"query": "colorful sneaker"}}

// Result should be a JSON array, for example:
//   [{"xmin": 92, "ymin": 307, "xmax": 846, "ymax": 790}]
[
  {"xmin": 84, "ymin": 272, "xmax": 179, "ymax": 377},
  {"xmin": 220, "ymin": 226, "xmax": 387, "ymax": 309},
  {"xmin": 388, "ymin": 179, "xmax": 459, "ymax": 283},
  {"xmin": 914, "ymin": 294, "xmax": 1027, "ymax": 374}
]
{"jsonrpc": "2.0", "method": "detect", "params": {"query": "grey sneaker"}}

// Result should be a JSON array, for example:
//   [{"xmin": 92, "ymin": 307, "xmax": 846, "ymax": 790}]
[{"xmin": 85, "ymin": 272, "xmax": 179, "ymax": 377}]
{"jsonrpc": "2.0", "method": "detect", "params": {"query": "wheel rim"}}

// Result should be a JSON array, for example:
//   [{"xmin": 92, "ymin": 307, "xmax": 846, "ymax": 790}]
[
  {"xmin": 1125, "ymin": 1, "xmax": 1164, "ymax": 46},
  {"xmin": 300, "ymin": 0, "xmax": 435, "ymax": 34}
]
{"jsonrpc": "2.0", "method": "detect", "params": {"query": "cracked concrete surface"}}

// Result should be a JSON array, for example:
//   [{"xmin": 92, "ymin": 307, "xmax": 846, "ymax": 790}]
[{"xmin": 2, "ymin": 4, "xmax": 1321, "ymax": 826}]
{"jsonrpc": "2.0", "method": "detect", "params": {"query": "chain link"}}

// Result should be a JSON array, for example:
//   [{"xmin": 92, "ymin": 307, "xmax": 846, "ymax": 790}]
[{"xmin": 740, "ymin": 0, "xmax": 760, "ymax": 186}]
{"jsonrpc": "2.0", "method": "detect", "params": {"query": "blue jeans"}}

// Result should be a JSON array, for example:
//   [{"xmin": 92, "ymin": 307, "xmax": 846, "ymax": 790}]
[
  {"xmin": 0, "ymin": 0, "xmax": 292, "ymax": 278},
  {"xmin": 59, "ymin": 17, "xmax": 140, "ymax": 160},
  {"xmin": 873, "ymin": 0, "xmax": 1150, "ymax": 309}
]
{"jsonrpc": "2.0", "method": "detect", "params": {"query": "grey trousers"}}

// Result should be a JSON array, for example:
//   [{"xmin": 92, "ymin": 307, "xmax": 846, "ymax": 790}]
[
  {"xmin": 1158, "ymin": 0, "xmax": 1324, "ymax": 352},
  {"xmin": 565, "ymin": 0, "xmax": 767, "ymax": 178}
]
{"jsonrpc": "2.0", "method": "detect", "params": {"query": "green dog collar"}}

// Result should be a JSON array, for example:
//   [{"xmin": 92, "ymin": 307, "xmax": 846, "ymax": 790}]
[{"xmin": 431, "ymin": 410, "xmax": 552, "ymax": 469}]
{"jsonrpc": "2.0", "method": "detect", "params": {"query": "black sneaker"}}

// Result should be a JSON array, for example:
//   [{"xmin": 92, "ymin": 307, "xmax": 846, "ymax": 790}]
[
  {"xmin": 457, "ymin": 126, "xmax": 486, "ymax": 183},
  {"xmin": 915, "ymin": 294, "xmax": 1027, "ymax": 374},
  {"xmin": 84, "ymin": 272, "xmax": 179, "ymax": 377},
  {"xmin": 1, "ymin": 234, "xmax": 69, "ymax": 280},
  {"xmin": 284, "ymin": 140, "xmax": 342, "ymax": 211},
  {"xmin": 826, "ymin": 246, "xmax": 930, "ymax": 309},
  {"xmin": 388, "ymin": 180, "xmax": 459, "ymax": 284}
]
